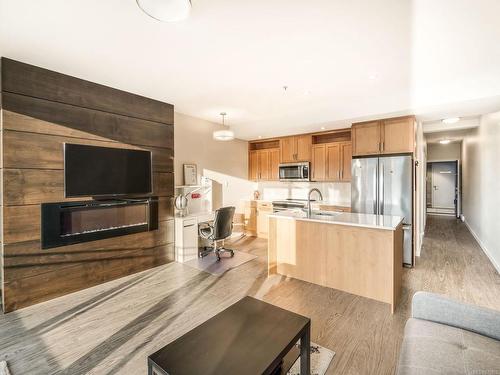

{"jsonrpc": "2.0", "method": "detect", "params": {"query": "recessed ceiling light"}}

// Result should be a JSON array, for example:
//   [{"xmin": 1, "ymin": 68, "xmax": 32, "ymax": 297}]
[
  {"xmin": 439, "ymin": 139, "xmax": 451, "ymax": 144},
  {"xmin": 320, "ymin": 127, "xmax": 325, "ymax": 130},
  {"xmin": 442, "ymin": 117, "xmax": 460, "ymax": 124},
  {"xmin": 258, "ymin": 136, "xmax": 262, "ymax": 139},
  {"xmin": 136, "ymin": 0, "xmax": 191, "ymax": 22}
]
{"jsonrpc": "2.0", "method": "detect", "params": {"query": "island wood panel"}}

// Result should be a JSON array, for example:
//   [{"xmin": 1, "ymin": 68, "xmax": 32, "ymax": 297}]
[
  {"xmin": 2, "ymin": 244, "xmax": 174, "ymax": 312},
  {"xmin": 1, "ymin": 58, "xmax": 174, "ymax": 124},
  {"xmin": 1, "ymin": 58, "xmax": 174, "ymax": 312},
  {"xmin": 3, "ymin": 93, "xmax": 173, "ymax": 150},
  {"xmin": 268, "ymin": 218, "xmax": 403, "ymax": 313},
  {"xmin": 3, "ymin": 128, "xmax": 173, "ymax": 172}
]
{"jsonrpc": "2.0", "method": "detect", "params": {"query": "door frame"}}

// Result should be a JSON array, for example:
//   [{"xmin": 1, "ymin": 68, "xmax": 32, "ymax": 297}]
[{"xmin": 426, "ymin": 159, "xmax": 460, "ymax": 218}]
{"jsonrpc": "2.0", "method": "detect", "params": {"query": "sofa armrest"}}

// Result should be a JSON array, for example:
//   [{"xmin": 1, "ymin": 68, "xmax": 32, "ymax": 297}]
[{"xmin": 412, "ymin": 291, "xmax": 500, "ymax": 341}]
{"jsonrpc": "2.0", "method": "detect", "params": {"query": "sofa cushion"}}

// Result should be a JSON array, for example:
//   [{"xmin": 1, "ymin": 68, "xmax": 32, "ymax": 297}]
[{"xmin": 397, "ymin": 318, "xmax": 500, "ymax": 375}]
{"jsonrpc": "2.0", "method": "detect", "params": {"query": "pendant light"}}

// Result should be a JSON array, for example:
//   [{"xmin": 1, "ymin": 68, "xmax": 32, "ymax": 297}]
[
  {"xmin": 136, "ymin": 0, "xmax": 191, "ymax": 22},
  {"xmin": 213, "ymin": 112, "xmax": 235, "ymax": 141}
]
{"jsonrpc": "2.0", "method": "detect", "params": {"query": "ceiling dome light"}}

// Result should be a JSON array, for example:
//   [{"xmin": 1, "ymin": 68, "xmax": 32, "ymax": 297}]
[
  {"xmin": 442, "ymin": 117, "xmax": 460, "ymax": 124},
  {"xmin": 213, "ymin": 112, "xmax": 234, "ymax": 141},
  {"xmin": 439, "ymin": 139, "xmax": 451, "ymax": 144},
  {"xmin": 136, "ymin": 0, "xmax": 191, "ymax": 22}
]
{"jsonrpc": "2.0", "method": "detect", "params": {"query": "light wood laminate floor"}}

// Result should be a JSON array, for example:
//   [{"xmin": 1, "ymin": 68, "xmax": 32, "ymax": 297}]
[{"xmin": 1, "ymin": 216, "xmax": 499, "ymax": 374}]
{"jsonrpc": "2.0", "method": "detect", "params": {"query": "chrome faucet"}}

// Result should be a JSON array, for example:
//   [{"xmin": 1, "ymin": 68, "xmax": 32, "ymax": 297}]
[{"xmin": 307, "ymin": 188, "xmax": 323, "ymax": 216}]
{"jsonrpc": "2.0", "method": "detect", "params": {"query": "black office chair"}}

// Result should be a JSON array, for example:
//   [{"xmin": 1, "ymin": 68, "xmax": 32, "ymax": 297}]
[{"xmin": 199, "ymin": 206, "xmax": 236, "ymax": 261}]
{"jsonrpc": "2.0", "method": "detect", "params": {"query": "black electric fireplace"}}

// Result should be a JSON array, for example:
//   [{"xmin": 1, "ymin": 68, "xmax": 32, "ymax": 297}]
[{"xmin": 41, "ymin": 197, "xmax": 158, "ymax": 249}]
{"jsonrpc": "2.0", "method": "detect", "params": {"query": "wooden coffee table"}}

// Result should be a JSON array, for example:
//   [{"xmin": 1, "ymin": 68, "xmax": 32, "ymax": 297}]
[{"xmin": 148, "ymin": 296, "xmax": 311, "ymax": 375}]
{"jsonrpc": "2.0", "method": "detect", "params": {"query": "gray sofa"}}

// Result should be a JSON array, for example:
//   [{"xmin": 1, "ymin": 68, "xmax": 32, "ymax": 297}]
[{"xmin": 397, "ymin": 292, "xmax": 500, "ymax": 375}]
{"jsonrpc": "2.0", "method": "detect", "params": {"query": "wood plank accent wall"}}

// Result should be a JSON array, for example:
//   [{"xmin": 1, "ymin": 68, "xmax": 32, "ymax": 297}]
[{"xmin": 0, "ymin": 58, "xmax": 175, "ymax": 312}]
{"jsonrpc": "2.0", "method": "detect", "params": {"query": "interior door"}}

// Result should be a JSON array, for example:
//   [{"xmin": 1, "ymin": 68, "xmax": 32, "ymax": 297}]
[
  {"xmin": 311, "ymin": 145, "xmax": 326, "ymax": 181},
  {"xmin": 431, "ymin": 162, "xmax": 457, "ymax": 209},
  {"xmin": 326, "ymin": 144, "xmax": 341, "ymax": 181},
  {"xmin": 351, "ymin": 157, "xmax": 378, "ymax": 215}
]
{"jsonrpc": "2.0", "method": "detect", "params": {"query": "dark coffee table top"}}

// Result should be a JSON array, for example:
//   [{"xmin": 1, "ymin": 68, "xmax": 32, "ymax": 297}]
[{"xmin": 148, "ymin": 296, "xmax": 310, "ymax": 375}]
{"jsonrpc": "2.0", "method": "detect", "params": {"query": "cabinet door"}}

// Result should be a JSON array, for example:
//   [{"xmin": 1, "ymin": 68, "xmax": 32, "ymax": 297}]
[
  {"xmin": 258, "ymin": 150, "xmax": 270, "ymax": 180},
  {"xmin": 269, "ymin": 148, "xmax": 280, "ymax": 180},
  {"xmin": 249, "ymin": 151, "xmax": 259, "ymax": 180},
  {"xmin": 311, "ymin": 145, "xmax": 326, "ymax": 181},
  {"xmin": 280, "ymin": 137, "xmax": 296, "ymax": 163},
  {"xmin": 340, "ymin": 142, "xmax": 352, "ymax": 181},
  {"xmin": 296, "ymin": 135, "xmax": 312, "ymax": 162},
  {"xmin": 382, "ymin": 117, "xmax": 415, "ymax": 154},
  {"xmin": 352, "ymin": 121, "xmax": 381, "ymax": 156},
  {"xmin": 244, "ymin": 202, "xmax": 257, "ymax": 234},
  {"xmin": 257, "ymin": 204, "xmax": 273, "ymax": 239},
  {"xmin": 326, "ymin": 143, "xmax": 341, "ymax": 181}
]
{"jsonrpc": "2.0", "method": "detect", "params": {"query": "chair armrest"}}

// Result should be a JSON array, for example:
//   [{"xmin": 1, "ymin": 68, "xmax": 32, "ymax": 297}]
[
  {"xmin": 412, "ymin": 291, "xmax": 500, "ymax": 341},
  {"xmin": 198, "ymin": 222, "xmax": 213, "ymax": 239}
]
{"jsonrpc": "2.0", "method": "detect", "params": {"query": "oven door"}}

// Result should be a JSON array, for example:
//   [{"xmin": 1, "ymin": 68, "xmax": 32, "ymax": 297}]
[{"xmin": 279, "ymin": 163, "xmax": 309, "ymax": 181}]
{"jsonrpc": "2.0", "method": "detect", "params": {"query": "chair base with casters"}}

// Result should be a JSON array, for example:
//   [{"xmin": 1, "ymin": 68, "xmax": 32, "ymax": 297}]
[
  {"xmin": 198, "ymin": 206, "xmax": 236, "ymax": 262},
  {"xmin": 198, "ymin": 240, "xmax": 235, "ymax": 262}
]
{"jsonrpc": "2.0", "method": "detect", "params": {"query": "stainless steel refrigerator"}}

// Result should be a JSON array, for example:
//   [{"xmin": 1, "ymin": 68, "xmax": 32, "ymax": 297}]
[{"xmin": 351, "ymin": 155, "xmax": 413, "ymax": 266}]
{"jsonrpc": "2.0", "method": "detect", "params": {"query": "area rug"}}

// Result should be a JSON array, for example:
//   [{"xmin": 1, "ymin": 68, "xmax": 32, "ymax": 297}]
[
  {"xmin": 288, "ymin": 342, "xmax": 335, "ymax": 375},
  {"xmin": 0, "ymin": 361, "xmax": 11, "ymax": 375},
  {"xmin": 183, "ymin": 250, "xmax": 258, "ymax": 276}
]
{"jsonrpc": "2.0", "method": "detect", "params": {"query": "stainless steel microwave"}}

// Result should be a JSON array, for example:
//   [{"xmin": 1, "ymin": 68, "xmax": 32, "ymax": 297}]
[{"xmin": 279, "ymin": 162, "xmax": 310, "ymax": 181}]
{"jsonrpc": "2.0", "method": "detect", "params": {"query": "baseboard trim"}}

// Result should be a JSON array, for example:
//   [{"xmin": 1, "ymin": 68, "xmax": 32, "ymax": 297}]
[{"xmin": 464, "ymin": 219, "xmax": 500, "ymax": 274}]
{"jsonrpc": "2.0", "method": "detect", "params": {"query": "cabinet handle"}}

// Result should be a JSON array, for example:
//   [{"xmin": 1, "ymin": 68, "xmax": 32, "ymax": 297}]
[
  {"xmin": 378, "ymin": 142, "xmax": 381, "ymax": 152},
  {"xmin": 381, "ymin": 141, "xmax": 385, "ymax": 151}
]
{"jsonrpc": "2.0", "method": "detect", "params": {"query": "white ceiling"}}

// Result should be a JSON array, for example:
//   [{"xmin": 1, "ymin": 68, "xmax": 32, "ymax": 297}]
[{"xmin": 1, "ymin": 0, "xmax": 500, "ymax": 140}]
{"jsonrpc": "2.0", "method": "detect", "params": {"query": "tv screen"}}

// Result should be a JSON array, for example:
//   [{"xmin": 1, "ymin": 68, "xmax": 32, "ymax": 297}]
[{"xmin": 64, "ymin": 144, "xmax": 152, "ymax": 198}]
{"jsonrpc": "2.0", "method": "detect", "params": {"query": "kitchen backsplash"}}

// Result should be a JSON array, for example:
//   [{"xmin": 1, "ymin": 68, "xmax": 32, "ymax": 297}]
[{"xmin": 257, "ymin": 181, "xmax": 351, "ymax": 206}]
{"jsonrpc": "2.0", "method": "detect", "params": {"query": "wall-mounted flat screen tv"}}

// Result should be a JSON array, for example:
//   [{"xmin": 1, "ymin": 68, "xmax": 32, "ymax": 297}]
[{"xmin": 64, "ymin": 143, "xmax": 152, "ymax": 198}]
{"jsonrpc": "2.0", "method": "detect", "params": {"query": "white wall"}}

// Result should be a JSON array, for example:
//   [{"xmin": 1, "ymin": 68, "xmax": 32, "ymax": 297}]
[
  {"xmin": 427, "ymin": 142, "xmax": 461, "ymax": 161},
  {"xmin": 415, "ymin": 122, "xmax": 427, "ymax": 257},
  {"xmin": 174, "ymin": 112, "xmax": 255, "ymax": 212},
  {"xmin": 461, "ymin": 111, "xmax": 500, "ymax": 272}
]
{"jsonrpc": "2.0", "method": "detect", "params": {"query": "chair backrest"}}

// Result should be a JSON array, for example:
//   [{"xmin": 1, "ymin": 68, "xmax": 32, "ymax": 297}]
[{"xmin": 212, "ymin": 206, "xmax": 235, "ymax": 241}]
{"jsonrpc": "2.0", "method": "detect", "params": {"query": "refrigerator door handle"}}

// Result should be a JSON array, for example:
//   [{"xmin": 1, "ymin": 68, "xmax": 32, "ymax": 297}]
[
  {"xmin": 374, "ymin": 161, "xmax": 379, "ymax": 214},
  {"xmin": 379, "ymin": 161, "xmax": 384, "ymax": 215}
]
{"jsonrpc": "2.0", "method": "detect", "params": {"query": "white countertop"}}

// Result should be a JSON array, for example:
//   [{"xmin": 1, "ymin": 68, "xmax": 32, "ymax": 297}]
[{"xmin": 268, "ymin": 210, "xmax": 404, "ymax": 230}]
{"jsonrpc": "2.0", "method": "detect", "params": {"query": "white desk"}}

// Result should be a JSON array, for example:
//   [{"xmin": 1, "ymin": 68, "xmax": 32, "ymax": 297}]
[{"xmin": 174, "ymin": 211, "xmax": 215, "ymax": 263}]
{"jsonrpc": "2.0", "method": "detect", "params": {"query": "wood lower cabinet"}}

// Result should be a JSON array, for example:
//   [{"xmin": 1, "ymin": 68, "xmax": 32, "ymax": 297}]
[
  {"xmin": 248, "ymin": 148, "xmax": 279, "ymax": 181},
  {"xmin": 244, "ymin": 201, "xmax": 257, "ymax": 236},
  {"xmin": 280, "ymin": 135, "xmax": 312, "ymax": 163},
  {"xmin": 352, "ymin": 116, "xmax": 415, "ymax": 156},
  {"xmin": 311, "ymin": 141, "xmax": 352, "ymax": 182},
  {"xmin": 256, "ymin": 202, "xmax": 273, "ymax": 239}
]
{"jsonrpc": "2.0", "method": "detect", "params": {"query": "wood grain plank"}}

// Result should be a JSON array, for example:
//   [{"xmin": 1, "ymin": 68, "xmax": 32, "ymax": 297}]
[
  {"xmin": 3, "ymin": 169, "xmax": 174, "ymax": 206},
  {"xmin": 2, "ymin": 244, "xmax": 174, "ymax": 312},
  {"xmin": 3, "ymin": 197, "xmax": 173, "ymax": 245},
  {"xmin": 1, "ymin": 57, "xmax": 174, "ymax": 124},
  {"xmin": 3, "ymin": 219, "xmax": 173, "ymax": 259},
  {"xmin": 3, "ymin": 129, "xmax": 172, "ymax": 174},
  {"xmin": 2, "ymin": 92, "xmax": 174, "ymax": 149}
]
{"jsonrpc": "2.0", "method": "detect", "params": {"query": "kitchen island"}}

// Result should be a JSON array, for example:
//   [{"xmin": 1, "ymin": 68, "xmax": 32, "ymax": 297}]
[{"xmin": 268, "ymin": 211, "xmax": 404, "ymax": 313}]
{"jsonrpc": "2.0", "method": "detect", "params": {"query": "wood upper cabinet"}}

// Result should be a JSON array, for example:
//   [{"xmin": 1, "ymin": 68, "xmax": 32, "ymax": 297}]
[
  {"xmin": 280, "ymin": 135, "xmax": 312, "ymax": 163},
  {"xmin": 352, "ymin": 121, "xmax": 381, "ymax": 156},
  {"xmin": 352, "ymin": 116, "xmax": 415, "ymax": 156},
  {"xmin": 340, "ymin": 142, "xmax": 352, "ymax": 181},
  {"xmin": 311, "ymin": 141, "xmax": 352, "ymax": 182},
  {"xmin": 248, "ymin": 148, "xmax": 279, "ymax": 181},
  {"xmin": 326, "ymin": 143, "xmax": 341, "ymax": 181},
  {"xmin": 311, "ymin": 145, "xmax": 326, "ymax": 181},
  {"xmin": 381, "ymin": 117, "xmax": 415, "ymax": 154},
  {"xmin": 269, "ymin": 148, "xmax": 280, "ymax": 181},
  {"xmin": 249, "ymin": 151, "xmax": 259, "ymax": 180}
]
